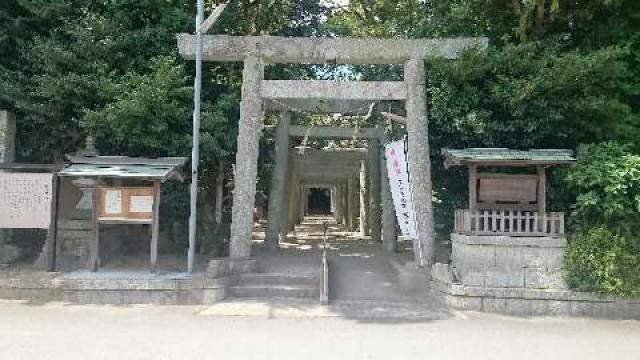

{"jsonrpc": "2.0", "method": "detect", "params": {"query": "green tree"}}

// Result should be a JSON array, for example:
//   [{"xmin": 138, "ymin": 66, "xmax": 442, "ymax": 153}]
[{"xmin": 564, "ymin": 142, "xmax": 640, "ymax": 237}]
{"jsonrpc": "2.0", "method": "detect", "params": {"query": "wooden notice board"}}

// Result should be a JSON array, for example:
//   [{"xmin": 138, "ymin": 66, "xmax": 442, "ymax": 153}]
[
  {"xmin": 98, "ymin": 186, "xmax": 155, "ymax": 223},
  {"xmin": 92, "ymin": 183, "xmax": 161, "ymax": 273}
]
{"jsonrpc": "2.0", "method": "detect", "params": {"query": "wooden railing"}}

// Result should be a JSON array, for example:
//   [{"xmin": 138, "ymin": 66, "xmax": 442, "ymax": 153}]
[{"xmin": 454, "ymin": 209, "xmax": 565, "ymax": 237}]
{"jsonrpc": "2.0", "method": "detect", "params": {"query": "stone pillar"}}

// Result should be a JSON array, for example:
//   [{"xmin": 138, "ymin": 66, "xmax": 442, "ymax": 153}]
[
  {"xmin": 286, "ymin": 169, "xmax": 298, "ymax": 231},
  {"xmin": 347, "ymin": 175, "xmax": 356, "ymax": 231},
  {"xmin": 333, "ymin": 185, "xmax": 341, "ymax": 222},
  {"xmin": 359, "ymin": 160, "xmax": 369, "ymax": 236},
  {"xmin": 291, "ymin": 182, "xmax": 299, "ymax": 229},
  {"xmin": 293, "ymin": 175, "xmax": 302, "ymax": 229},
  {"xmin": 0, "ymin": 110, "xmax": 17, "ymax": 263},
  {"xmin": 337, "ymin": 184, "xmax": 343, "ymax": 226},
  {"xmin": 380, "ymin": 136, "xmax": 397, "ymax": 252},
  {"xmin": 404, "ymin": 58, "xmax": 435, "ymax": 267},
  {"xmin": 265, "ymin": 111, "xmax": 291, "ymax": 250},
  {"xmin": 368, "ymin": 140, "xmax": 382, "ymax": 243},
  {"xmin": 340, "ymin": 182, "xmax": 348, "ymax": 227},
  {"xmin": 295, "ymin": 184, "xmax": 304, "ymax": 225},
  {"xmin": 0, "ymin": 110, "xmax": 16, "ymax": 163},
  {"xmin": 279, "ymin": 153, "xmax": 292, "ymax": 239},
  {"xmin": 215, "ymin": 161, "xmax": 225, "ymax": 224},
  {"xmin": 229, "ymin": 56, "xmax": 264, "ymax": 261},
  {"xmin": 330, "ymin": 186, "xmax": 337, "ymax": 216},
  {"xmin": 304, "ymin": 186, "xmax": 309, "ymax": 216},
  {"xmin": 298, "ymin": 185, "xmax": 306, "ymax": 222}
]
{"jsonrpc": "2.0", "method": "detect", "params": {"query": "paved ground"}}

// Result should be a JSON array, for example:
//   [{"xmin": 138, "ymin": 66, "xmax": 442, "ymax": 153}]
[
  {"xmin": 1, "ymin": 300, "xmax": 639, "ymax": 360},
  {"xmin": 254, "ymin": 216, "xmax": 437, "ymax": 303},
  {"xmin": 3, "ymin": 216, "xmax": 639, "ymax": 359}
]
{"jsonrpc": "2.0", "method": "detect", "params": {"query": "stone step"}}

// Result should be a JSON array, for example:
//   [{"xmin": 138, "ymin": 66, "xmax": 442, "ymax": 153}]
[
  {"xmin": 58, "ymin": 220, "xmax": 93, "ymax": 231},
  {"xmin": 228, "ymin": 285, "xmax": 320, "ymax": 299},
  {"xmin": 58, "ymin": 229, "xmax": 92, "ymax": 241},
  {"xmin": 235, "ymin": 273, "xmax": 319, "ymax": 287}
]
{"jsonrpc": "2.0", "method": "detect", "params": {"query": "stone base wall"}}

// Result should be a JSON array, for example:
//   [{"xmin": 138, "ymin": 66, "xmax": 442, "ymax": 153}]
[
  {"xmin": 55, "ymin": 219, "xmax": 93, "ymax": 270},
  {"xmin": 0, "ymin": 234, "xmax": 21, "ymax": 264},
  {"xmin": 432, "ymin": 263, "xmax": 640, "ymax": 319},
  {"xmin": 451, "ymin": 233, "xmax": 566, "ymax": 290},
  {"xmin": 432, "ymin": 277, "xmax": 640, "ymax": 319},
  {"xmin": 0, "ymin": 272, "xmax": 228, "ymax": 305}
]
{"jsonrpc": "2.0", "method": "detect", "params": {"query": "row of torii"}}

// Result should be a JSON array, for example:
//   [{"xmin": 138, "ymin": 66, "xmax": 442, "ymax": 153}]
[{"xmin": 179, "ymin": 2, "xmax": 488, "ymax": 270}]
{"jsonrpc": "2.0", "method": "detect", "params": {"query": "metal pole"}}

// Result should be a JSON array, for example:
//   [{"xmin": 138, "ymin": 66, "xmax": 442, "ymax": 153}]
[{"xmin": 188, "ymin": 0, "xmax": 205, "ymax": 274}]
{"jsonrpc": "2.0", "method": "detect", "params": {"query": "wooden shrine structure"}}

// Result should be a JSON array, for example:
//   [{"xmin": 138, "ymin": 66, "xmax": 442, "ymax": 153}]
[
  {"xmin": 59, "ymin": 156, "xmax": 186, "ymax": 272},
  {"xmin": 442, "ymin": 148, "xmax": 576, "ymax": 237}
]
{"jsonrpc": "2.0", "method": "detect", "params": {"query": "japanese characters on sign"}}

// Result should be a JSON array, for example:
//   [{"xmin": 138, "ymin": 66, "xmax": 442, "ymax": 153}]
[
  {"xmin": 384, "ymin": 140, "xmax": 417, "ymax": 239},
  {"xmin": 0, "ymin": 173, "xmax": 53, "ymax": 229},
  {"xmin": 99, "ymin": 186, "xmax": 155, "ymax": 221}
]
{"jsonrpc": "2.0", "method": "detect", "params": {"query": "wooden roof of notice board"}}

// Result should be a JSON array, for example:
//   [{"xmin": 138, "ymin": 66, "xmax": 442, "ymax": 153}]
[
  {"xmin": 442, "ymin": 148, "xmax": 576, "ymax": 168},
  {"xmin": 58, "ymin": 156, "xmax": 187, "ymax": 182}
]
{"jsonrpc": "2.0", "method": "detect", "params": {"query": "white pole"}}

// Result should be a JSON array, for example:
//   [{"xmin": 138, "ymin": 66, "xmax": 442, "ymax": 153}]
[{"xmin": 188, "ymin": 0, "xmax": 205, "ymax": 274}]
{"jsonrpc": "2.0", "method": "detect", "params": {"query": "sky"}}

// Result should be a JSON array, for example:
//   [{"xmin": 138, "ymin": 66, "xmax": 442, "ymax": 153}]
[{"xmin": 321, "ymin": 0, "xmax": 350, "ymax": 8}]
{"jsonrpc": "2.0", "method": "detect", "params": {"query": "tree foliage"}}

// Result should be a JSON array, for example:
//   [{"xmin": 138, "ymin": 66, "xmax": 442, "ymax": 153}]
[
  {"xmin": 327, "ymin": 0, "xmax": 640, "ymax": 239},
  {"xmin": 564, "ymin": 142, "xmax": 640, "ymax": 237},
  {"xmin": 1, "ymin": 0, "xmax": 639, "ymax": 258},
  {"xmin": 562, "ymin": 142, "xmax": 640, "ymax": 296},
  {"xmin": 564, "ymin": 226, "xmax": 640, "ymax": 297}
]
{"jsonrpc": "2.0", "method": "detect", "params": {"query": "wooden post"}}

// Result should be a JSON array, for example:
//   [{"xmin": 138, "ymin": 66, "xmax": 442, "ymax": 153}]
[
  {"xmin": 537, "ymin": 165, "xmax": 546, "ymax": 215},
  {"xmin": 469, "ymin": 165, "xmax": 477, "ymax": 211},
  {"xmin": 150, "ymin": 181, "xmax": 161, "ymax": 273},
  {"xmin": 90, "ymin": 186, "xmax": 100, "ymax": 272},
  {"xmin": 44, "ymin": 174, "xmax": 61, "ymax": 272}
]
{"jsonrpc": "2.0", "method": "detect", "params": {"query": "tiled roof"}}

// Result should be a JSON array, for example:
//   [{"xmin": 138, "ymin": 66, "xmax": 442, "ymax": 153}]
[
  {"xmin": 442, "ymin": 148, "xmax": 576, "ymax": 167},
  {"xmin": 59, "ymin": 156, "xmax": 186, "ymax": 181}
]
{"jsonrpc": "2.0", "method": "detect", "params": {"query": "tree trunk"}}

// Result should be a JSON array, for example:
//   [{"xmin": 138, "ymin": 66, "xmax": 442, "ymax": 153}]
[{"xmin": 535, "ymin": 0, "xmax": 546, "ymax": 33}]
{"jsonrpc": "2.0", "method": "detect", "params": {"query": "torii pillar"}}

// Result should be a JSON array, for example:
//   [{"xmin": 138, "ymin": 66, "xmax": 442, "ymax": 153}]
[
  {"xmin": 405, "ymin": 59, "xmax": 435, "ymax": 267},
  {"xmin": 229, "ymin": 56, "xmax": 264, "ymax": 262},
  {"xmin": 368, "ymin": 139, "xmax": 382, "ymax": 243},
  {"xmin": 359, "ymin": 160, "xmax": 369, "ymax": 236},
  {"xmin": 381, "ymin": 134, "xmax": 397, "ymax": 252},
  {"xmin": 265, "ymin": 111, "xmax": 291, "ymax": 250}
]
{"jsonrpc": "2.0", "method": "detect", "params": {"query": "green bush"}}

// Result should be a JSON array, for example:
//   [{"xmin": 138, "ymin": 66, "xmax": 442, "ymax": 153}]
[
  {"xmin": 562, "ymin": 142, "xmax": 640, "ymax": 297},
  {"xmin": 564, "ymin": 227, "xmax": 640, "ymax": 297},
  {"xmin": 564, "ymin": 142, "xmax": 640, "ymax": 237}
]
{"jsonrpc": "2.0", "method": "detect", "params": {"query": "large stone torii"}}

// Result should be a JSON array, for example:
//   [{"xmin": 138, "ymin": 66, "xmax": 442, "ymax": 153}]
[{"xmin": 178, "ymin": 34, "xmax": 488, "ymax": 268}]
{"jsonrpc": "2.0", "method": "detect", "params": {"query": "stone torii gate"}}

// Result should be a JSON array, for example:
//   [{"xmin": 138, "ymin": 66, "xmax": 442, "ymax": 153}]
[
  {"xmin": 178, "ymin": 34, "xmax": 488, "ymax": 268},
  {"xmin": 281, "ymin": 133, "xmax": 387, "ymax": 241}
]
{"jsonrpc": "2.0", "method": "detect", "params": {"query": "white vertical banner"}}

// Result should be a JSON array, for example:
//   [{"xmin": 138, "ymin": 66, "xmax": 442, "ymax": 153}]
[{"xmin": 384, "ymin": 140, "xmax": 417, "ymax": 239}]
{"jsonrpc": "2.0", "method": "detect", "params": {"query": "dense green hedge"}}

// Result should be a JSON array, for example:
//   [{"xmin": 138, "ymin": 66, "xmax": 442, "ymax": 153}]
[
  {"xmin": 564, "ymin": 227, "xmax": 640, "ymax": 297},
  {"xmin": 563, "ymin": 142, "xmax": 640, "ymax": 297}
]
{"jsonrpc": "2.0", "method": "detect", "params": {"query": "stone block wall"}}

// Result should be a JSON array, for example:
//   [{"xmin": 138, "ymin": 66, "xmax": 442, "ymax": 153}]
[
  {"xmin": 0, "ymin": 272, "xmax": 228, "ymax": 305},
  {"xmin": 55, "ymin": 219, "xmax": 92, "ymax": 270},
  {"xmin": 451, "ymin": 233, "xmax": 567, "ymax": 290}
]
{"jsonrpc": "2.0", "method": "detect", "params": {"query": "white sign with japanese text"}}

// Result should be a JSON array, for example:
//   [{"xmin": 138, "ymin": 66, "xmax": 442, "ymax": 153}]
[
  {"xmin": 104, "ymin": 190, "xmax": 123, "ymax": 215},
  {"xmin": 0, "ymin": 172, "xmax": 53, "ymax": 229},
  {"xmin": 384, "ymin": 140, "xmax": 417, "ymax": 239},
  {"xmin": 129, "ymin": 195, "xmax": 154, "ymax": 213}
]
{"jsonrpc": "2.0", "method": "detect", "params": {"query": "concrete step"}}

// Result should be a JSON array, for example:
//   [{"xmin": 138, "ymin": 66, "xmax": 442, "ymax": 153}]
[
  {"xmin": 58, "ymin": 219, "xmax": 92, "ymax": 231},
  {"xmin": 229, "ymin": 284, "xmax": 320, "ymax": 299},
  {"xmin": 235, "ymin": 273, "xmax": 319, "ymax": 287}
]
